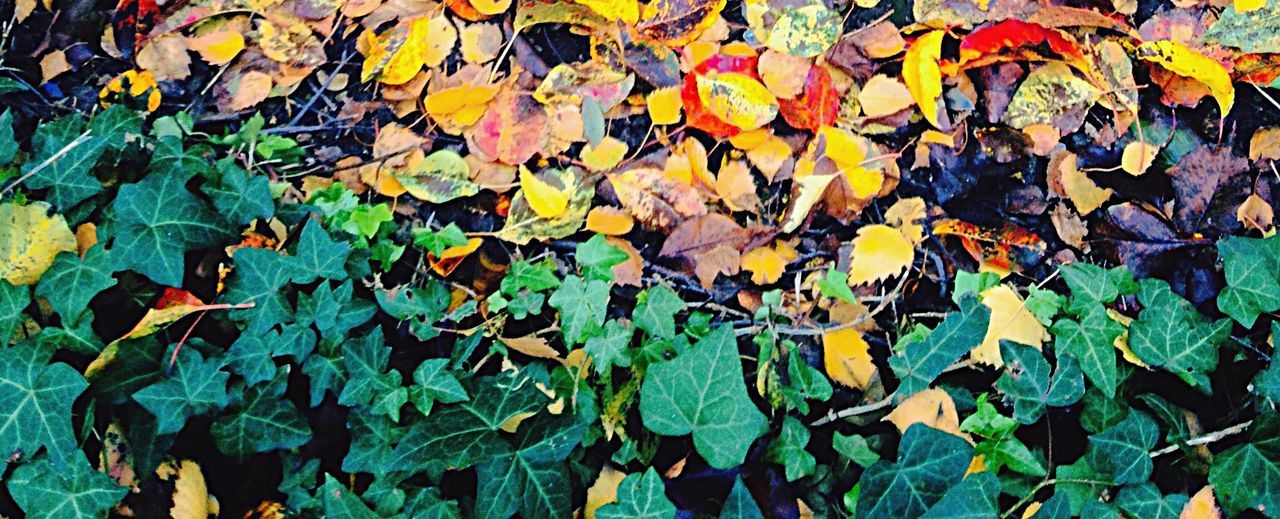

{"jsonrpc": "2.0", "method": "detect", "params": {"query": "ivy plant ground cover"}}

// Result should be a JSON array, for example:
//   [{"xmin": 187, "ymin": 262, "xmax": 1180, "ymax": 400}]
[{"xmin": 3, "ymin": 0, "xmax": 1280, "ymax": 517}]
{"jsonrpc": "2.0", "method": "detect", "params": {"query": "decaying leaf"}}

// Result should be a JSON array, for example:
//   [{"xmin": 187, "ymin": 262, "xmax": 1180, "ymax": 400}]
[
  {"xmin": 0, "ymin": 202, "xmax": 77, "ymax": 286},
  {"xmin": 498, "ymin": 168, "xmax": 594, "ymax": 244},
  {"xmin": 610, "ymin": 167, "xmax": 707, "ymax": 231}
]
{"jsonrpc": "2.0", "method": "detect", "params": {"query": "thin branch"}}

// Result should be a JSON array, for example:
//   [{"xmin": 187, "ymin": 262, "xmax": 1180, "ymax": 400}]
[
  {"xmin": 0, "ymin": 131, "xmax": 93, "ymax": 198},
  {"xmin": 1148, "ymin": 420, "xmax": 1253, "ymax": 458}
]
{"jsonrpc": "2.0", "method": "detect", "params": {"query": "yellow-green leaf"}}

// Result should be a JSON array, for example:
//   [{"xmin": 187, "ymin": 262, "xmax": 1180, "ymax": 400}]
[
  {"xmin": 695, "ymin": 72, "xmax": 779, "ymax": 131},
  {"xmin": 0, "ymin": 202, "xmax": 76, "ymax": 286}
]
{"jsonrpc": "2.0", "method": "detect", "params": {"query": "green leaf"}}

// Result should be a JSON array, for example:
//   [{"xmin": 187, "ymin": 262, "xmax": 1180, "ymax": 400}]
[
  {"xmin": 1129, "ymin": 279, "xmax": 1231, "ymax": 388},
  {"xmin": 88, "ymin": 104, "xmax": 143, "ymax": 153},
  {"xmin": 344, "ymin": 203, "xmax": 393, "ymax": 239},
  {"xmin": 952, "ymin": 270, "xmax": 1000, "ymax": 302},
  {"xmin": 782, "ymin": 351, "xmax": 832, "ymax": 414},
  {"xmin": 7, "ymin": 454, "xmax": 126, "ymax": 519},
  {"xmin": 149, "ymin": 136, "xmax": 210, "ymax": 178},
  {"xmin": 890, "ymin": 295, "xmax": 990, "ymax": 398},
  {"xmin": 584, "ymin": 319, "xmax": 633, "ymax": 374},
  {"xmin": 818, "ymin": 267, "xmax": 857, "ymax": 304},
  {"xmin": 576, "ymin": 233, "xmax": 629, "ymax": 282},
  {"xmin": 395, "ymin": 149, "xmax": 478, "ymax": 203},
  {"xmin": 409, "ymin": 358, "xmax": 468, "ymax": 416},
  {"xmin": 767, "ymin": 416, "xmax": 816, "ymax": 481},
  {"xmin": 290, "ymin": 218, "xmax": 351, "ymax": 284},
  {"xmin": 23, "ymin": 116, "xmax": 105, "ymax": 210},
  {"xmin": 1216, "ymin": 235, "xmax": 1280, "ymax": 327},
  {"xmin": 342, "ymin": 409, "xmax": 406, "ymax": 476},
  {"xmin": 719, "ymin": 476, "xmax": 763, "ymax": 519},
  {"xmin": 35, "ymin": 246, "xmax": 116, "ymax": 326},
  {"xmin": 1028, "ymin": 492, "xmax": 1071, "ymax": 518},
  {"xmin": 502, "ymin": 259, "xmax": 561, "ymax": 295},
  {"xmin": 223, "ymin": 248, "xmax": 297, "ymax": 333},
  {"xmin": 0, "ymin": 109, "xmax": 16, "ymax": 164},
  {"xmin": 474, "ymin": 416, "xmax": 586, "ymax": 519},
  {"xmin": 1061, "ymin": 262, "xmax": 1137, "ymax": 307},
  {"xmin": 1086, "ymin": 411, "xmax": 1158, "ymax": 484},
  {"xmin": 389, "ymin": 371, "xmax": 547, "ymax": 472},
  {"xmin": 855, "ymin": 424, "xmax": 975, "ymax": 519},
  {"xmin": 1051, "ymin": 303, "xmax": 1124, "ymax": 398},
  {"xmin": 212, "ymin": 371, "xmax": 312, "ymax": 460},
  {"xmin": 597, "ymin": 468, "xmax": 676, "ymax": 519},
  {"xmin": 0, "ymin": 279, "xmax": 30, "ymax": 343},
  {"xmin": 338, "ymin": 330, "xmax": 407, "ymax": 420},
  {"xmin": 205, "ymin": 159, "xmax": 274, "ymax": 226},
  {"xmin": 111, "ymin": 171, "xmax": 235, "ymax": 286},
  {"xmin": 548, "ymin": 275, "xmax": 610, "ymax": 345},
  {"xmin": 919, "ymin": 472, "xmax": 1000, "ymax": 518},
  {"xmin": 412, "ymin": 223, "xmax": 469, "ymax": 256},
  {"xmin": 1080, "ymin": 387, "xmax": 1129, "ymax": 434},
  {"xmin": 996, "ymin": 341, "xmax": 1084, "ymax": 424},
  {"xmin": 497, "ymin": 176, "xmax": 594, "ymax": 245},
  {"xmin": 0, "ymin": 341, "xmax": 88, "ymax": 462},
  {"xmin": 132, "ymin": 347, "xmax": 230, "ymax": 435},
  {"xmin": 1114, "ymin": 483, "xmax": 1187, "ymax": 519},
  {"xmin": 833, "ymin": 433, "xmax": 880, "ymax": 469},
  {"xmin": 1204, "ymin": 3, "xmax": 1280, "ymax": 53},
  {"xmin": 640, "ymin": 325, "xmax": 767, "ymax": 469},
  {"xmin": 321, "ymin": 474, "xmax": 380, "ymax": 519},
  {"xmin": 633, "ymin": 285, "xmax": 685, "ymax": 339},
  {"xmin": 1208, "ymin": 411, "xmax": 1280, "ymax": 516}
]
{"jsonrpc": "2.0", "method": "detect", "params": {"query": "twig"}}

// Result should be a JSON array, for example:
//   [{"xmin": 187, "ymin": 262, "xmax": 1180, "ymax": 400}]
[
  {"xmin": 1001, "ymin": 478, "xmax": 1113, "ymax": 519},
  {"xmin": 286, "ymin": 51, "xmax": 354, "ymax": 128},
  {"xmin": 0, "ymin": 130, "xmax": 93, "ymax": 198},
  {"xmin": 811, "ymin": 396, "xmax": 893, "ymax": 426},
  {"xmin": 1148, "ymin": 420, "xmax": 1253, "ymax": 458}
]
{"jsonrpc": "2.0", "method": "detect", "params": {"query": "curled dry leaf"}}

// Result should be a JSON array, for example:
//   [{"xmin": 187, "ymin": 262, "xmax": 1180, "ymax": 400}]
[
  {"xmin": 1048, "ymin": 150, "xmax": 1111, "ymax": 215},
  {"xmin": 1237, "ymin": 194, "xmax": 1274, "ymax": 232},
  {"xmin": 933, "ymin": 219, "xmax": 1048, "ymax": 276},
  {"xmin": 610, "ymin": 167, "xmax": 707, "ymax": 231}
]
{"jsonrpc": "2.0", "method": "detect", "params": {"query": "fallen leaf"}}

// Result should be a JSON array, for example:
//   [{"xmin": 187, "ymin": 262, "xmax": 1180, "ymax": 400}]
[
  {"xmin": 467, "ymin": 91, "xmax": 550, "ymax": 164},
  {"xmin": 1237, "ymin": 193, "xmax": 1274, "ymax": 232},
  {"xmin": 658, "ymin": 213, "xmax": 748, "ymax": 259},
  {"xmin": 693, "ymin": 244, "xmax": 740, "ymax": 288},
  {"xmin": 605, "ymin": 236, "xmax": 644, "ymax": 286},
  {"xmin": 575, "ymin": 0, "xmax": 639, "ymax": 23},
  {"xmin": 1049, "ymin": 150, "xmax": 1112, "ymax": 215},
  {"xmin": 823, "ymin": 327, "xmax": 876, "ymax": 389},
  {"xmin": 694, "ymin": 72, "xmax": 779, "ymax": 132},
  {"xmin": 1181, "ymin": 485, "xmax": 1221, "ymax": 519},
  {"xmin": 39, "ymin": 50, "xmax": 71, "ymax": 83},
  {"xmin": 584, "ymin": 466, "xmax": 627, "ymax": 519},
  {"xmin": 585, "ymin": 206, "xmax": 636, "ymax": 235},
  {"xmin": 741, "ymin": 242, "xmax": 795, "ymax": 285},
  {"xmin": 647, "ymin": 86, "xmax": 684, "ymax": 125},
  {"xmin": 185, "ymin": 30, "xmax": 245, "ymax": 65},
  {"xmin": 972, "ymin": 284, "xmax": 1047, "ymax": 367},
  {"xmin": 932, "ymin": 219, "xmax": 1048, "ymax": 276},
  {"xmin": 0, "ymin": 202, "xmax": 77, "ymax": 285},
  {"xmin": 848, "ymin": 224, "xmax": 913, "ymax": 286},
  {"xmin": 396, "ymin": 149, "xmax": 479, "ymax": 203},
  {"xmin": 610, "ymin": 167, "xmax": 707, "ymax": 231},
  {"xmin": 501, "ymin": 334, "xmax": 562, "ymax": 359},
  {"xmin": 764, "ymin": 3, "xmax": 841, "ymax": 58},
  {"xmin": 1138, "ymin": 40, "xmax": 1235, "ymax": 117},
  {"xmin": 903, "ymin": 30, "xmax": 946, "ymax": 128},
  {"xmin": 858, "ymin": 74, "xmax": 915, "ymax": 118},
  {"xmin": 885, "ymin": 197, "xmax": 927, "ymax": 244},
  {"xmin": 1120, "ymin": 141, "xmax": 1160, "ymax": 176},
  {"xmin": 884, "ymin": 388, "xmax": 965, "ymax": 438},
  {"xmin": 758, "ymin": 49, "xmax": 811, "ymax": 99},
  {"xmin": 224, "ymin": 71, "xmax": 273, "ymax": 112},
  {"xmin": 428, "ymin": 237, "xmax": 483, "ymax": 276},
  {"xmin": 137, "ymin": 34, "xmax": 192, "ymax": 81},
  {"xmin": 581, "ymin": 137, "xmax": 629, "ymax": 172},
  {"xmin": 520, "ymin": 166, "xmax": 575, "ymax": 218},
  {"xmin": 636, "ymin": 0, "xmax": 727, "ymax": 46},
  {"xmin": 714, "ymin": 159, "xmax": 760, "ymax": 213},
  {"xmin": 1249, "ymin": 127, "xmax": 1280, "ymax": 161},
  {"xmin": 459, "ymin": 22, "xmax": 503, "ymax": 64},
  {"xmin": 157, "ymin": 459, "xmax": 217, "ymax": 519},
  {"xmin": 1003, "ymin": 62, "xmax": 1099, "ymax": 132}
]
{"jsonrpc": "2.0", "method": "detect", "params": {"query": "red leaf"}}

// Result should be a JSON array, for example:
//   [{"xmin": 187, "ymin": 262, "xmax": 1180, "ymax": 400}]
[
  {"xmin": 778, "ymin": 66, "xmax": 839, "ymax": 131},
  {"xmin": 682, "ymin": 53, "xmax": 762, "ymax": 138},
  {"xmin": 956, "ymin": 20, "xmax": 1086, "ymax": 72}
]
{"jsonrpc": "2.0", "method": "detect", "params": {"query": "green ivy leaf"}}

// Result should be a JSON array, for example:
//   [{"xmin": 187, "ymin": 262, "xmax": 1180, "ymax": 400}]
[
  {"xmin": 0, "ymin": 109, "xmax": 16, "ymax": 164},
  {"xmin": 7, "ymin": 454, "xmax": 126, "ymax": 519},
  {"xmin": 409, "ymin": 358, "xmax": 468, "ymax": 416},
  {"xmin": 212, "ymin": 371, "xmax": 312, "ymax": 460},
  {"xmin": 389, "ymin": 371, "xmax": 547, "ymax": 472},
  {"xmin": 342, "ymin": 409, "xmax": 406, "ymax": 477},
  {"xmin": 633, "ymin": 285, "xmax": 686, "ymax": 339},
  {"xmin": 719, "ymin": 476, "xmax": 762, "ymax": 519},
  {"xmin": 855, "ymin": 424, "xmax": 975, "ymax": 519},
  {"xmin": 919, "ymin": 472, "xmax": 1000, "ymax": 518},
  {"xmin": 1086, "ymin": 411, "xmax": 1158, "ymax": 484},
  {"xmin": 1129, "ymin": 279, "xmax": 1231, "ymax": 388},
  {"xmin": 833, "ymin": 433, "xmax": 880, "ymax": 469},
  {"xmin": 767, "ymin": 416, "xmax": 816, "ymax": 481},
  {"xmin": 0, "ymin": 280, "xmax": 30, "ymax": 343},
  {"xmin": 584, "ymin": 319, "xmax": 634, "ymax": 374},
  {"xmin": 23, "ymin": 114, "xmax": 105, "ymax": 210},
  {"xmin": 597, "ymin": 468, "xmax": 676, "ymax": 519},
  {"xmin": 132, "ymin": 347, "xmax": 230, "ymax": 435},
  {"xmin": 818, "ymin": 267, "xmax": 857, "ymax": 304},
  {"xmin": 890, "ymin": 295, "xmax": 990, "ymax": 399},
  {"xmin": 1080, "ymin": 387, "xmax": 1129, "ymax": 433},
  {"xmin": 290, "ymin": 219, "xmax": 351, "ymax": 284},
  {"xmin": 1051, "ymin": 303, "xmax": 1124, "ymax": 398},
  {"xmin": 1216, "ymin": 235, "xmax": 1280, "ymax": 327},
  {"xmin": 1208, "ymin": 411, "xmax": 1280, "ymax": 515},
  {"xmin": 35, "ymin": 246, "xmax": 116, "ymax": 326},
  {"xmin": 548, "ymin": 275, "xmax": 610, "ymax": 345},
  {"xmin": 640, "ymin": 325, "xmax": 767, "ymax": 469},
  {"xmin": 782, "ymin": 351, "xmax": 832, "ymax": 414},
  {"xmin": 223, "ymin": 247, "xmax": 297, "ymax": 333},
  {"xmin": 1114, "ymin": 483, "xmax": 1187, "ymax": 519},
  {"xmin": 1061, "ymin": 262, "xmax": 1137, "ymax": 308},
  {"xmin": 205, "ymin": 159, "xmax": 274, "ymax": 226},
  {"xmin": 996, "ymin": 341, "xmax": 1084, "ymax": 424},
  {"xmin": 412, "ymin": 223, "xmax": 469, "ymax": 256},
  {"xmin": 321, "ymin": 474, "xmax": 380, "ymax": 518},
  {"xmin": 111, "ymin": 171, "xmax": 235, "ymax": 286},
  {"xmin": 576, "ymin": 234, "xmax": 629, "ymax": 282},
  {"xmin": 474, "ymin": 416, "xmax": 586, "ymax": 519},
  {"xmin": 0, "ymin": 341, "xmax": 88, "ymax": 462},
  {"xmin": 338, "ymin": 330, "xmax": 407, "ymax": 420}
]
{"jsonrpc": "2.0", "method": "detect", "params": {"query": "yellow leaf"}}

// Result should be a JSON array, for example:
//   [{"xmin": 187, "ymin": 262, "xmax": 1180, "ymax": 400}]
[
  {"xmin": 586, "ymin": 206, "xmax": 635, "ymax": 235},
  {"xmin": 647, "ymin": 86, "xmax": 683, "ymax": 125},
  {"xmin": 585, "ymin": 466, "xmax": 627, "ymax": 519},
  {"xmin": 520, "ymin": 167, "xmax": 573, "ymax": 218},
  {"xmin": 1121, "ymin": 141, "xmax": 1160, "ymax": 176},
  {"xmin": 1106, "ymin": 309, "xmax": 1147, "ymax": 368},
  {"xmin": 714, "ymin": 159, "xmax": 760, "ymax": 213},
  {"xmin": 422, "ymin": 15, "xmax": 458, "ymax": 67},
  {"xmin": 0, "ymin": 202, "xmax": 77, "ymax": 286},
  {"xmin": 1235, "ymin": 0, "xmax": 1265, "ymax": 11},
  {"xmin": 741, "ymin": 242, "xmax": 796, "ymax": 285},
  {"xmin": 581, "ymin": 136, "xmax": 629, "ymax": 172},
  {"xmin": 1055, "ymin": 151, "xmax": 1112, "ymax": 215},
  {"xmin": 459, "ymin": 22, "xmax": 502, "ymax": 64},
  {"xmin": 695, "ymin": 72, "xmax": 779, "ymax": 131},
  {"xmin": 1181, "ymin": 485, "xmax": 1221, "ymax": 519},
  {"xmin": 470, "ymin": 0, "xmax": 512, "ymax": 15},
  {"xmin": 817, "ymin": 126, "xmax": 882, "ymax": 198},
  {"xmin": 39, "ymin": 50, "xmax": 70, "ymax": 83},
  {"xmin": 1138, "ymin": 40, "xmax": 1234, "ymax": 117},
  {"xmin": 157, "ymin": 460, "xmax": 218, "ymax": 519},
  {"xmin": 781, "ymin": 171, "xmax": 835, "ymax": 233},
  {"xmin": 745, "ymin": 133, "xmax": 791, "ymax": 181},
  {"xmin": 1022, "ymin": 502, "xmax": 1044, "ymax": 519},
  {"xmin": 1238, "ymin": 193, "xmax": 1274, "ymax": 232},
  {"xmin": 858, "ymin": 74, "xmax": 915, "ymax": 118},
  {"xmin": 847, "ymin": 224, "xmax": 913, "ymax": 286},
  {"xmin": 362, "ymin": 18, "xmax": 428, "ymax": 85},
  {"xmin": 903, "ymin": 30, "xmax": 946, "ymax": 128},
  {"xmin": 823, "ymin": 327, "xmax": 876, "ymax": 389},
  {"xmin": 973, "ymin": 284, "xmax": 1047, "ymax": 367},
  {"xmin": 575, "ymin": 0, "xmax": 639, "ymax": 24},
  {"xmin": 884, "ymin": 388, "xmax": 966, "ymax": 438},
  {"xmin": 500, "ymin": 335, "xmax": 562, "ymax": 359},
  {"xmin": 185, "ymin": 30, "xmax": 245, "ymax": 65}
]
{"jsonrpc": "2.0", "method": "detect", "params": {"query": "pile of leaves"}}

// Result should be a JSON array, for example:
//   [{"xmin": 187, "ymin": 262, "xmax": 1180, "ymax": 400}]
[{"xmin": 3, "ymin": 0, "xmax": 1280, "ymax": 516}]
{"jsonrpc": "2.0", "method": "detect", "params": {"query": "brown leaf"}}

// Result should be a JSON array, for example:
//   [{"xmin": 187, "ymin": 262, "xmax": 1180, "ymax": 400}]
[
  {"xmin": 605, "ymin": 236, "xmax": 644, "ymax": 287},
  {"xmin": 659, "ymin": 213, "xmax": 747, "ymax": 259},
  {"xmin": 714, "ymin": 159, "xmax": 761, "ymax": 214},
  {"xmin": 1167, "ymin": 146, "xmax": 1250, "ymax": 233},
  {"xmin": 466, "ymin": 91, "xmax": 550, "ymax": 165},
  {"xmin": 39, "ymin": 50, "xmax": 71, "ymax": 83},
  {"xmin": 609, "ymin": 168, "xmax": 707, "ymax": 231},
  {"xmin": 692, "ymin": 244, "xmax": 740, "ymax": 289},
  {"xmin": 500, "ymin": 335, "xmax": 562, "ymax": 359}
]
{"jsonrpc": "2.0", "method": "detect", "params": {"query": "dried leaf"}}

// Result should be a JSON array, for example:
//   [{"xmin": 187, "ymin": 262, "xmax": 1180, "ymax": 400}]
[
  {"xmin": 468, "ymin": 91, "xmax": 550, "ymax": 165},
  {"xmin": 884, "ymin": 388, "xmax": 964, "ymax": 438},
  {"xmin": 610, "ymin": 168, "xmax": 707, "ymax": 231},
  {"xmin": 741, "ymin": 242, "xmax": 795, "ymax": 285},
  {"xmin": 658, "ymin": 213, "xmax": 748, "ymax": 259},
  {"xmin": 823, "ymin": 327, "xmax": 876, "ymax": 389},
  {"xmin": 586, "ymin": 206, "xmax": 636, "ymax": 235},
  {"xmin": 693, "ymin": 244, "xmax": 740, "ymax": 288},
  {"xmin": 858, "ymin": 74, "xmax": 915, "ymax": 118},
  {"xmin": 714, "ymin": 159, "xmax": 760, "ymax": 213},
  {"xmin": 848, "ymin": 224, "xmax": 913, "ymax": 286},
  {"xmin": 1137, "ymin": 40, "xmax": 1235, "ymax": 117},
  {"xmin": 1121, "ymin": 141, "xmax": 1160, "ymax": 176},
  {"xmin": 972, "ymin": 284, "xmax": 1046, "ymax": 367},
  {"xmin": 903, "ymin": 30, "xmax": 946, "ymax": 128}
]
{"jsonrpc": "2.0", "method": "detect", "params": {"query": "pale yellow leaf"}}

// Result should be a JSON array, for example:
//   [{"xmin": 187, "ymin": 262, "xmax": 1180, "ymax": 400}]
[
  {"xmin": 581, "ymin": 137, "xmax": 629, "ymax": 172},
  {"xmin": 500, "ymin": 335, "xmax": 562, "ymax": 359},
  {"xmin": 885, "ymin": 197, "xmax": 926, "ymax": 244},
  {"xmin": 847, "ymin": 224, "xmax": 913, "ymax": 286},
  {"xmin": 972, "ymin": 284, "xmax": 1047, "ymax": 367},
  {"xmin": 39, "ymin": 51, "xmax": 70, "ymax": 83},
  {"xmin": 1106, "ymin": 309, "xmax": 1147, "ymax": 368},
  {"xmin": 858, "ymin": 74, "xmax": 915, "ymax": 118},
  {"xmin": 520, "ymin": 167, "xmax": 573, "ymax": 218},
  {"xmin": 1121, "ymin": 141, "xmax": 1160, "ymax": 176},
  {"xmin": 823, "ymin": 327, "xmax": 876, "ymax": 389},
  {"xmin": 584, "ymin": 466, "xmax": 627, "ymax": 519},
  {"xmin": 0, "ymin": 202, "xmax": 77, "ymax": 286},
  {"xmin": 1181, "ymin": 485, "xmax": 1221, "ymax": 519}
]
